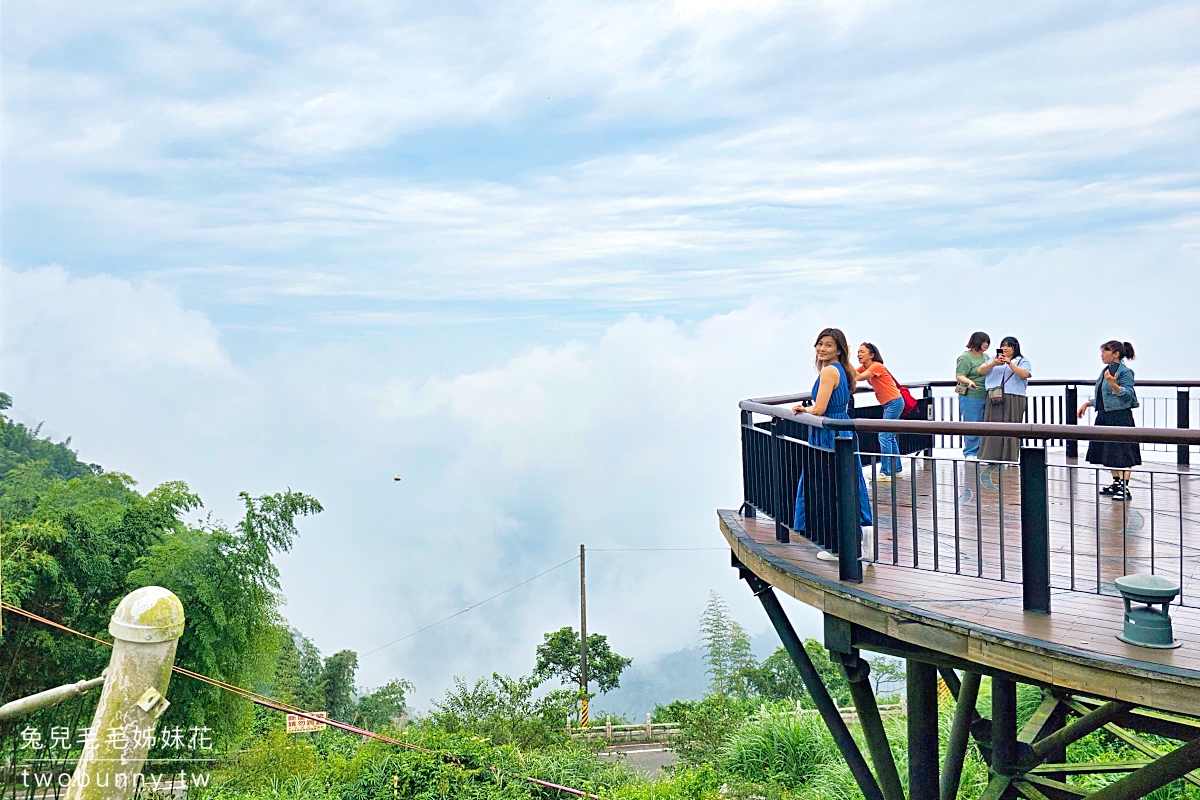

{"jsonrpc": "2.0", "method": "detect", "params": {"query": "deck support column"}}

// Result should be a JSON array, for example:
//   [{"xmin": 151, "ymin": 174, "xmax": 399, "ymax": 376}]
[
  {"xmin": 1087, "ymin": 737, "xmax": 1200, "ymax": 800},
  {"xmin": 908, "ymin": 659, "xmax": 940, "ymax": 800},
  {"xmin": 737, "ymin": 566, "xmax": 886, "ymax": 800},
  {"xmin": 941, "ymin": 671, "xmax": 981, "ymax": 800},
  {"xmin": 992, "ymin": 677, "xmax": 1019, "ymax": 775},
  {"xmin": 841, "ymin": 656, "xmax": 906, "ymax": 800}
]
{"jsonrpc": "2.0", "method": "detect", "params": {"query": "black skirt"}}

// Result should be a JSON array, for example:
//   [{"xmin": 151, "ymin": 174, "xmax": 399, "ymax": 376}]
[{"xmin": 1085, "ymin": 407, "xmax": 1141, "ymax": 469}]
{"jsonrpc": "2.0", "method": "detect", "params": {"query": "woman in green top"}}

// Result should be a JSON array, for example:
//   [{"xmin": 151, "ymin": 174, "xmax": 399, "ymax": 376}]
[{"xmin": 955, "ymin": 331, "xmax": 990, "ymax": 458}]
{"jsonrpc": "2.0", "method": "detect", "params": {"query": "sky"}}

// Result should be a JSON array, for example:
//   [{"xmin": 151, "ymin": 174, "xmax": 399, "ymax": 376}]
[{"xmin": 2, "ymin": 0, "xmax": 1199, "ymax": 709}]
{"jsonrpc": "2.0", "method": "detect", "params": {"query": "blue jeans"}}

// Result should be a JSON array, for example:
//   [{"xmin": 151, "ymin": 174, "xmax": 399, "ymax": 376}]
[
  {"xmin": 793, "ymin": 436, "xmax": 874, "ymax": 532},
  {"xmin": 960, "ymin": 396, "xmax": 986, "ymax": 457},
  {"xmin": 880, "ymin": 397, "xmax": 904, "ymax": 475}
]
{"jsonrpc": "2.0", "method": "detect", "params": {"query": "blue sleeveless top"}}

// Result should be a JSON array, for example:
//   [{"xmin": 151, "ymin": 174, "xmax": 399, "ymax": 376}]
[{"xmin": 807, "ymin": 362, "xmax": 854, "ymax": 449}]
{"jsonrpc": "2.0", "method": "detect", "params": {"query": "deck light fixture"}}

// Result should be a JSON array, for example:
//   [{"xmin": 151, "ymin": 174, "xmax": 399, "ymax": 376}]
[{"xmin": 1114, "ymin": 573, "xmax": 1182, "ymax": 649}]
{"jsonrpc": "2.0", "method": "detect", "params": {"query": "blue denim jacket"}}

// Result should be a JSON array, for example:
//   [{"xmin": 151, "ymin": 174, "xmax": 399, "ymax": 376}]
[{"xmin": 1093, "ymin": 361, "xmax": 1138, "ymax": 411}]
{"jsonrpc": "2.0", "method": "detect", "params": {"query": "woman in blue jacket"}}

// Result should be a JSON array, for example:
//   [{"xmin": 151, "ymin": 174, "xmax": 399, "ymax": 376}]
[{"xmin": 1077, "ymin": 340, "xmax": 1140, "ymax": 501}]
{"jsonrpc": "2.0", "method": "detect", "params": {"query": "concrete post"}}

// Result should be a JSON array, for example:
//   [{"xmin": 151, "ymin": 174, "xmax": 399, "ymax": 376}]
[{"xmin": 66, "ymin": 586, "xmax": 185, "ymax": 800}]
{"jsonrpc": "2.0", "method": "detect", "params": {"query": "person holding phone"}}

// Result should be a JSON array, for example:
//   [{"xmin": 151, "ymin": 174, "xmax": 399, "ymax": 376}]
[
  {"xmin": 854, "ymin": 342, "xmax": 904, "ymax": 481},
  {"xmin": 791, "ymin": 328, "xmax": 874, "ymax": 561},
  {"xmin": 955, "ymin": 332, "xmax": 990, "ymax": 459},
  {"xmin": 977, "ymin": 336, "xmax": 1032, "ymax": 463},
  {"xmin": 1078, "ymin": 341, "xmax": 1140, "ymax": 500}
]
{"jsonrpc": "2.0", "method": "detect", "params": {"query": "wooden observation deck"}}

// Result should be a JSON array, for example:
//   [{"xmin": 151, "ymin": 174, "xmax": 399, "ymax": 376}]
[{"xmin": 722, "ymin": 380, "xmax": 1200, "ymax": 800}]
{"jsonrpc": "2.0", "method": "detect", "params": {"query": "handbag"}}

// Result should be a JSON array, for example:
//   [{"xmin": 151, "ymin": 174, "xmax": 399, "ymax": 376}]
[
  {"xmin": 954, "ymin": 383, "xmax": 969, "ymax": 396},
  {"xmin": 988, "ymin": 362, "xmax": 1015, "ymax": 405}
]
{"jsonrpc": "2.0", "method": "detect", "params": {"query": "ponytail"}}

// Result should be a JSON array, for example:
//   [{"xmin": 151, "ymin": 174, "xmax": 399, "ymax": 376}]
[{"xmin": 1101, "ymin": 340, "xmax": 1135, "ymax": 360}]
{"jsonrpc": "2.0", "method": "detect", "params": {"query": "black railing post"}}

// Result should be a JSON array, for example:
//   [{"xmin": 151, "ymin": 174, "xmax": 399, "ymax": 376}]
[
  {"xmin": 770, "ymin": 419, "xmax": 789, "ymax": 543},
  {"xmin": 1065, "ymin": 384, "xmax": 1078, "ymax": 458},
  {"xmin": 835, "ymin": 436, "xmax": 863, "ymax": 583},
  {"xmin": 1179, "ymin": 388, "xmax": 1191, "ymax": 467},
  {"xmin": 1020, "ymin": 446, "xmax": 1051, "ymax": 614},
  {"xmin": 740, "ymin": 411, "xmax": 754, "ymax": 516},
  {"xmin": 922, "ymin": 386, "xmax": 933, "ymax": 455}
]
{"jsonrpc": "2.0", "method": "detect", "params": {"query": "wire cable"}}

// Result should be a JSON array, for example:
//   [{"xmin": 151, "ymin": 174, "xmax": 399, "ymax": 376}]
[
  {"xmin": 0, "ymin": 601, "xmax": 600, "ymax": 798},
  {"xmin": 359, "ymin": 555, "xmax": 580, "ymax": 657}
]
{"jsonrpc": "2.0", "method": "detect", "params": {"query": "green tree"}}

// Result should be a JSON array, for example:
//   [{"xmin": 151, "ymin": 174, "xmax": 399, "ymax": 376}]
[
  {"xmin": 740, "ymin": 642, "xmax": 852, "ymax": 706},
  {"xmin": 321, "ymin": 649, "xmax": 360, "ymax": 722},
  {"xmin": 0, "ymin": 410, "xmax": 199, "ymax": 701},
  {"xmin": 699, "ymin": 592, "xmax": 755, "ymax": 697},
  {"xmin": 355, "ymin": 678, "xmax": 414, "ymax": 731},
  {"xmin": 429, "ymin": 672, "xmax": 573, "ymax": 748},
  {"xmin": 127, "ymin": 489, "xmax": 322, "ymax": 743},
  {"xmin": 534, "ymin": 626, "xmax": 632, "ymax": 693}
]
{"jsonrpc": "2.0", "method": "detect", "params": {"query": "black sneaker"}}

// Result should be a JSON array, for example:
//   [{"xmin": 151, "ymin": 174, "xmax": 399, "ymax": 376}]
[
  {"xmin": 1099, "ymin": 481, "xmax": 1120, "ymax": 496},
  {"xmin": 1111, "ymin": 483, "xmax": 1132, "ymax": 502}
]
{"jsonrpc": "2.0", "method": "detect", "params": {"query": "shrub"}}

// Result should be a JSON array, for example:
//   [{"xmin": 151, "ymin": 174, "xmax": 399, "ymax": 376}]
[{"xmin": 718, "ymin": 709, "xmax": 839, "ymax": 789}]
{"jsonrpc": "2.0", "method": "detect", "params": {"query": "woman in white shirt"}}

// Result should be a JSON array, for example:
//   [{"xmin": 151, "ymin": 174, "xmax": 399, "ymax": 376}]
[{"xmin": 978, "ymin": 336, "xmax": 1032, "ymax": 463}]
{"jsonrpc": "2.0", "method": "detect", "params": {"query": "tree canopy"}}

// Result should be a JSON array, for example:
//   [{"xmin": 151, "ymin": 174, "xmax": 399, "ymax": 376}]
[
  {"xmin": 534, "ymin": 626, "xmax": 632, "ymax": 694},
  {"xmin": 699, "ymin": 592, "xmax": 756, "ymax": 697}
]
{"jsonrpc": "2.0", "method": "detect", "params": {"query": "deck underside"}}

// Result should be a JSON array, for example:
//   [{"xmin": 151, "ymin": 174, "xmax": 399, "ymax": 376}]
[{"xmin": 718, "ymin": 508, "xmax": 1200, "ymax": 717}]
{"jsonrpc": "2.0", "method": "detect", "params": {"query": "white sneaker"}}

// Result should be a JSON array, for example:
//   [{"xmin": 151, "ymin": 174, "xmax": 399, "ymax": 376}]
[
  {"xmin": 861, "ymin": 526, "xmax": 875, "ymax": 561},
  {"xmin": 966, "ymin": 455, "xmax": 978, "ymax": 461},
  {"xmin": 875, "ymin": 473, "xmax": 892, "ymax": 484},
  {"xmin": 816, "ymin": 550, "xmax": 838, "ymax": 562}
]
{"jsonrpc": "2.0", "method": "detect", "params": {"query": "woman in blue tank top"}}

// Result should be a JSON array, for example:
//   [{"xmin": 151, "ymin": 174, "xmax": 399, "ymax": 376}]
[{"xmin": 790, "ymin": 328, "xmax": 874, "ymax": 559}]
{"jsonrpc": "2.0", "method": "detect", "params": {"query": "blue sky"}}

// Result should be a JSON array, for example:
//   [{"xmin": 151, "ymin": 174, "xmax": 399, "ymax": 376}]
[{"xmin": 3, "ymin": 0, "xmax": 1199, "ymax": 708}]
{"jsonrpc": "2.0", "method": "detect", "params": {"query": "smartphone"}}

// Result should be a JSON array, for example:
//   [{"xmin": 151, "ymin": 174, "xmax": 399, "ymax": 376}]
[
  {"xmin": 1107, "ymin": 362, "xmax": 1119, "ymax": 377},
  {"xmin": 996, "ymin": 348, "xmax": 1004, "ymax": 358}
]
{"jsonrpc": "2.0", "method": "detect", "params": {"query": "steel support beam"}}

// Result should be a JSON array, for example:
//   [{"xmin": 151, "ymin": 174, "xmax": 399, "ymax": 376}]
[
  {"xmin": 908, "ymin": 659, "xmax": 940, "ymax": 800},
  {"xmin": 942, "ymin": 671, "xmax": 981, "ymax": 800},
  {"xmin": 841, "ymin": 656, "xmax": 906, "ymax": 800},
  {"xmin": 738, "ymin": 567, "xmax": 886, "ymax": 800}
]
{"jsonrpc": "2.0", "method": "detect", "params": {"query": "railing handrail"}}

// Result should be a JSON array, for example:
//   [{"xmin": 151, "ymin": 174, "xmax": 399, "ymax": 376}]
[
  {"xmin": 749, "ymin": 379, "xmax": 1198, "ymax": 406},
  {"xmin": 739, "ymin": 402, "xmax": 1200, "ymax": 446}
]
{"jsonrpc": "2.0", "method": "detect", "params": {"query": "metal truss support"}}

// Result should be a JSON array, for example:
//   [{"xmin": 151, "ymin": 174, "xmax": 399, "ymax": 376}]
[
  {"xmin": 736, "ymin": 564, "xmax": 886, "ymax": 800},
  {"xmin": 908, "ymin": 659, "xmax": 940, "ymax": 800}
]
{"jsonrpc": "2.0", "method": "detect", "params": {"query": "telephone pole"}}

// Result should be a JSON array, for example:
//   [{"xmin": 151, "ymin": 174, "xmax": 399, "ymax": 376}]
[{"xmin": 579, "ymin": 543, "xmax": 589, "ymax": 727}]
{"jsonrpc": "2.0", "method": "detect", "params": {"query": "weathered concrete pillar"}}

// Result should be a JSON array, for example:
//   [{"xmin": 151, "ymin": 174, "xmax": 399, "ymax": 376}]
[{"xmin": 66, "ymin": 586, "xmax": 185, "ymax": 800}]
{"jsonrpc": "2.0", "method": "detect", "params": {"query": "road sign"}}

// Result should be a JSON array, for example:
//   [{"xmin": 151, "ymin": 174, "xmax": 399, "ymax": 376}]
[{"xmin": 286, "ymin": 711, "xmax": 328, "ymax": 733}]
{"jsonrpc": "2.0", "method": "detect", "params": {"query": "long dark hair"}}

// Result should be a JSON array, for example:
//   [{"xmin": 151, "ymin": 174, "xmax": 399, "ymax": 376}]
[
  {"xmin": 814, "ymin": 328, "xmax": 857, "ymax": 391},
  {"xmin": 966, "ymin": 331, "xmax": 990, "ymax": 351},
  {"xmin": 860, "ymin": 342, "xmax": 884, "ymax": 364},
  {"xmin": 1102, "ymin": 340, "xmax": 1135, "ymax": 360},
  {"xmin": 999, "ymin": 336, "xmax": 1022, "ymax": 359}
]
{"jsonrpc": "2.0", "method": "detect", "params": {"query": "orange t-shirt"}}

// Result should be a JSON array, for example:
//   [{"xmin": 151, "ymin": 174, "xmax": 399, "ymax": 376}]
[{"xmin": 861, "ymin": 363, "xmax": 902, "ymax": 404}]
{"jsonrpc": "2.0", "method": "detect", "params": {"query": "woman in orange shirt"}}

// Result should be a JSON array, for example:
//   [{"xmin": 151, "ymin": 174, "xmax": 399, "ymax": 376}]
[{"xmin": 854, "ymin": 343, "xmax": 904, "ymax": 481}]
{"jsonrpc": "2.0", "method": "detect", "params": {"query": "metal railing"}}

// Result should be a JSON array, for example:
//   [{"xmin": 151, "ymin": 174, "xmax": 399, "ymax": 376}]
[
  {"xmin": 888, "ymin": 380, "xmax": 1199, "ymax": 465},
  {"xmin": 739, "ymin": 382, "xmax": 1200, "ymax": 610}
]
